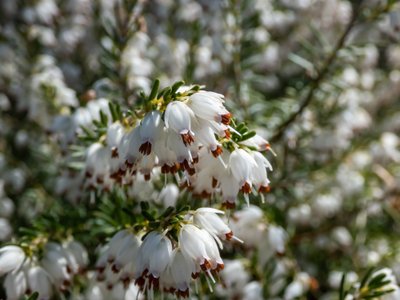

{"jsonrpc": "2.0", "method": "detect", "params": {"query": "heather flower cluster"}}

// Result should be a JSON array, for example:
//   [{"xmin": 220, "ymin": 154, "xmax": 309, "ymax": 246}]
[
  {"xmin": 0, "ymin": 208, "xmax": 237, "ymax": 299},
  {"xmin": 95, "ymin": 208, "xmax": 239, "ymax": 298},
  {"xmin": 0, "ymin": 241, "xmax": 88, "ymax": 299},
  {"xmin": 78, "ymin": 85, "xmax": 272, "ymax": 208}
]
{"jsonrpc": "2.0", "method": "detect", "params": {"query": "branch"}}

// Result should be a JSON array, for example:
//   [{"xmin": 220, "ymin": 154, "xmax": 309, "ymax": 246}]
[{"xmin": 270, "ymin": 1, "xmax": 363, "ymax": 143}]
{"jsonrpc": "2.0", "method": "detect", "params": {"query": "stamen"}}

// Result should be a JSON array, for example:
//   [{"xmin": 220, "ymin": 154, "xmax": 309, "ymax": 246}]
[
  {"xmin": 181, "ymin": 133, "xmax": 194, "ymax": 146},
  {"xmin": 212, "ymin": 177, "xmax": 218, "ymax": 188},
  {"xmin": 224, "ymin": 129, "xmax": 231, "ymax": 138},
  {"xmin": 244, "ymin": 193, "xmax": 250, "ymax": 207},
  {"xmin": 241, "ymin": 182, "xmax": 251, "ymax": 194},
  {"xmin": 139, "ymin": 141, "xmax": 152, "ymax": 155},
  {"xmin": 204, "ymin": 276, "xmax": 214, "ymax": 294},
  {"xmin": 232, "ymin": 235, "xmax": 244, "ymax": 243},
  {"xmin": 211, "ymin": 145, "xmax": 223, "ymax": 158},
  {"xmin": 111, "ymin": 147, "xmax": 119, "ymax": 158},
  {"xmin": 206, "ymin": 269, "xmax": 216, "ymax": 284},
  {"xmin": 260, "ymin": 193, "xmax": 265, "ymax": 204},
  {"xmin": 194, "ymin": 278, "xmax": 199, "ymax": 294},
  {"xmin": 225, "ymin": 231, "xmax": 233, "ymax": 240},
  {"xmin": 220, "ymin": 113, "xmax": 231, "ymax": 125},
  {"xmin": 259, "ymin": 185, "xmax": 271, "ymax": 193},
  {"xmin": 217, "ymin": 155, "xmax": 227, "ymax": 168}
]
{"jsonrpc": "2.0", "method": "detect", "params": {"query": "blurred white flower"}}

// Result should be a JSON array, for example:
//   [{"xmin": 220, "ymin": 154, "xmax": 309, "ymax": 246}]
[
  {"xmin": 284, "ymin": 272, "xmax": 310, "ymax": 300},
  {"xmin": 0, "ymin": 245, "xmax": 26, "ymax": 276}
]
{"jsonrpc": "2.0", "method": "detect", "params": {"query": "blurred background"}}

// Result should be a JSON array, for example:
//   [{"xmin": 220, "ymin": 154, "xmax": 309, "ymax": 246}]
[{"xmin": 1, "ymin": 0, "xmax": 400, "ymax": 299}]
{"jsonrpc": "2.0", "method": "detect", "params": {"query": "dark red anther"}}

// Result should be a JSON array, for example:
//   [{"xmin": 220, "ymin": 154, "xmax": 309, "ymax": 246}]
[
  {"xmin": 222, "ymin": 201, "xmax": 236, "ymax": 209},
  {"xmin": 211, "ymin": 145, "xmax": 223, "ymax": 158},
  {"xmin": 225, "ymin": 231, "xmax": 233, "ymax": 241},
  {"xmin": 220, "ymin": 113, "xmax": 231, "ymax": 125},
  {"xmin": 212, "ymin": 177, "xmax": 218, "ymax": 188},
  {"xmin": 241, "ymin": 182, "xmax": 251, "ymax": 194},
  {"xmin": 139, "ymin": 141, "xmax": 152, "ymax": 155},
  {"xmin": 111, "ymin": 147, "xmax": 119, "ymax": 158},
  {"xmin": 258, "ymin": 185, "xmax": 271, "ymax": 193},
  {"xmin": 181, "ymin": 133, "xmax": 194, "ymax": 146}
]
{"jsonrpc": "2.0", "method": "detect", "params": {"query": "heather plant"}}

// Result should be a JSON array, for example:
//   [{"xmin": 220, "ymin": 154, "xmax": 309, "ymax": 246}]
[{"xmin": 1, "ymin": 0, "xmax": 400, "ymax": 299}]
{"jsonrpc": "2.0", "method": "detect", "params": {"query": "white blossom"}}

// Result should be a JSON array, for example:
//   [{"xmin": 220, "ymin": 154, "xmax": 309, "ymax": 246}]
[{"xmin": 0, "ymin": 245, "xmax": 26, "ymax": 276}]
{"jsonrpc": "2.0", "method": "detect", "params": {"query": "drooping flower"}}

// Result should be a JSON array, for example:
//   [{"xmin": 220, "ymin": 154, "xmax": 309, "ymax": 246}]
[
  {"xmin": 26, "ymin": 266, "xmax": 53, "ymax": 299},
  {"xmin": 41, "ymin": 244, "xmax": 73, "ymax": 290},
  {"xmin": 138, "ymin": 111, "xmax": 164, "ymax": 155},
  {"xmin": 4, "ymin": 269, "xmax": 27, "ymax": 300},
  {"xmin": 164, "ymin": 101, "xmax": 195, "ymax": 146},
  {"xmin": 192, "ymin": 207, "xmax": 240, "ymax": 248},
  {"xmin": 0, "ymin": 245, "xmax": 26, "ymax": 276},
  {"xmin": 229, "ymin": 148, "xmax": 257, "ymax": 195},
  {"xmin": 166, "ymin": 249, "xmax": 195, "ymax": 298},
  {"xmin": 135, "ymin": 231, "xmax": 173, "ymax": 290},
  {"xmin": 250, "ymin": 151, "xmax": 272, "ymax": 193},
  {"xmin": 157, "ymin": 184, "xmax": 180, "ymax": 207},
  {"xmin": 187, "ymin": 90, "xmax": 230, "ymax": 125},
  {"xmin": 179, "ymin": 224, "xmax": 224, "ymax": 274}
]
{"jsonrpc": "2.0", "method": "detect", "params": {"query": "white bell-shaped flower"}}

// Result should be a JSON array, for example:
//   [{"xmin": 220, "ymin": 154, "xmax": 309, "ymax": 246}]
[
  {"xmin": 241, "ymin": 134, "xmax": 270, "ymax": 151},
  {"xmin": 87, "ymin": 98, "xmax": 111, "ymax": 122},
  {"xmin": 283, "ymin": 273, "xmax": 310, "ymax": 300},
  {"xmin": 251, "ymin": 151, "xmax": 272, "ymax": 193},
  {"xmin": 139, "ymin": 111, "xmax": 164, "ymax": 155},
  {"xmin": 159, "ymin": 264, "xmax": 176, "ymax": 295},
  {"xmin": 220, "ymin": 260, "xmax": 250, "ymax": 293},
  {"xmin": 193, "ymin": 208, "xmax": 235, "ymax": 248},
  {"xmin": 219, "ymin": 171, "xmax": 240, "ymax": 208},
  {"xmin": 229, "ymin": 149, "xmax": 257, "ymax": 194},
  {"xmin": 41, "ymin": 247, "xmax": 72, "ymax": 289},
  {"xmin": 85, "ymin": 282, "xmax": 107, "ymax": 300},
  {"xmin": 164, "ymin": 101, "xmax": 195, "ymax": 146},
  {"xmin": 138, "ymin": 152, "xmax": 158, "ymax": 180},
  {"xmin": 111, "ymin": 233, "xmax": 140, "ymax": 274},
  {"xmin": 243, "ymin": 281, "xmax": 264, "ymax": 300},
  {"xmin": 135, "ymin": 231, "xmax": 173, "ymax": 289},
  {"xmin": 179, "ymin": 224, "xmax": 224, "ymax": 273},
  {"xmin": 191, "ymin": 169, "xmax": 215, "ymax": 198},
  {"xmin": 179, "ymin": 224, "xmax": 210, "ymax": 270},
  {"xmin": 169, "ymin": 249, "xmax": 196, "ymax": 298},
  {"xmin": 268, "ymin": 225, "xmax": 287, "ymax": 255},
  {"xmin": 104, "ymin": 230, "xmax": 131, "ymax": 265},
  {"xmin": 0, "ymin": 245, "xmax": 26, "ymax": 276},
  {"xmin": 191, "ymin": 148, "xmax": 227, "ymax": 197},
  {"xmin": 5, "ymin": 269, "xmax": 27, "ymax": 300},
  {"xmin": 188, "ymin": 90, "xmax": 230, "ymax": 124},
  {"xmin": 154, "ymin": 129, "xmax": 178, "ymax": 174},
  {"xmin": 192, "ymin": 119, "xmax": 222, "ymax": 157},
  {"xmin": 73, "ymin": 107, "xmax": 92, "ymax": 131},
  {"xmin": 258, "ymin": 225, "xmax": 288, "ymax": 266},
  {"xmin": 109, "ymin": 136, "xmax": 131, "ymax": 180},
  {"xmin": 157, "ymin": 184, "xmax": 180, "ymax": 207},
  {"xmin": 64, "ymin": 240, "xmax": 89, "ymax": 273},
  {"xmin": 230, "ymin": 206, "xmax": 264, "ymax": 246},
  {"xmin": 26, "ymin": 266, "xmax": 53, "ymax": 299},
  {"xmin": 85, "ymin": 143, "xmax": 110, "ymax": 185},
  {"xmin": 125, "ymin": 127, "xmax": 143, "ymax": 167},
  {"xmin": 148, "ymin": 234, "xmax": 173, "ymax": 278},
  {"xmin": 106, "ymin": 122, "xmax": 125, "ymax": 158},
  {"xmin": 166, "ymin": 129, "xmax": 193, "ymax": 164}
]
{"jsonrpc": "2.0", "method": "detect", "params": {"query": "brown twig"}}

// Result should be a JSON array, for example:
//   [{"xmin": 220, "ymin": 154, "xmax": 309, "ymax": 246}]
[{"xmin": 270, "ymin": 1, "xmax": 364, "ymax": 143}]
